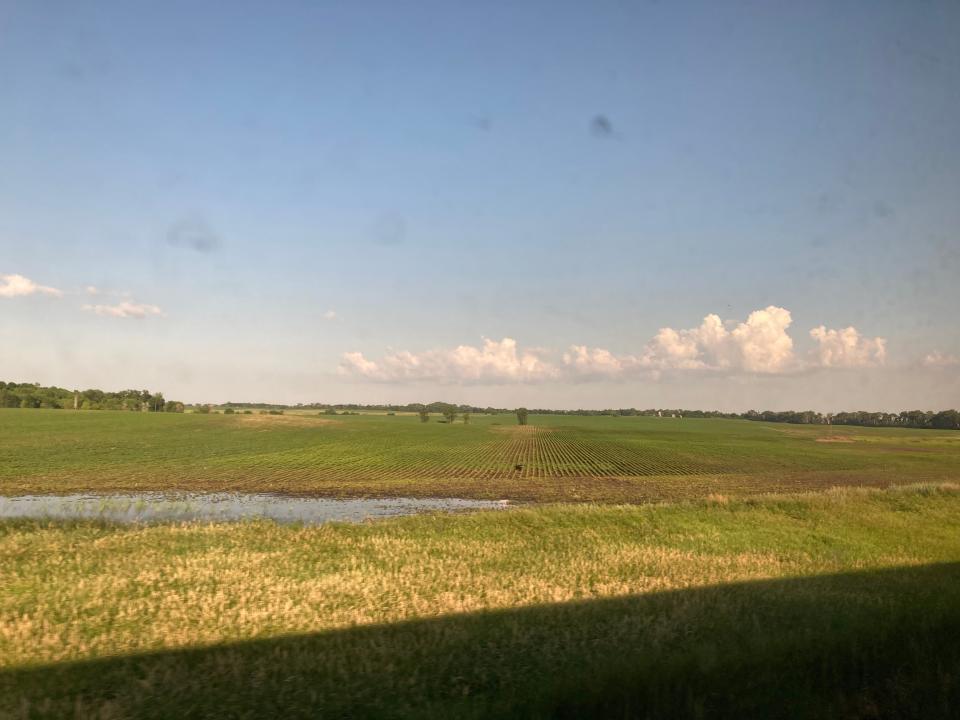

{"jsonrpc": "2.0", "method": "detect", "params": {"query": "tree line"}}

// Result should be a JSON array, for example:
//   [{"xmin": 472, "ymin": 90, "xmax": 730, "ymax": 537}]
[
  {"xmin": 742, "ymin": 409, "xmax": 960, "ymax": 430},
  {"xmin": 0, "ymin": 381, "xmax": 183, "ymax": 412},
  {"xmin": 4, "ymin": 381, "xmax": 958, "ymax": 430}
]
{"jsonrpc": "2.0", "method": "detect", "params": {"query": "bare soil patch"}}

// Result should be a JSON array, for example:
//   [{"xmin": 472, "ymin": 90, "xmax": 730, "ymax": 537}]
[{"xmin": 235, "ymin": 414, "xmax": 339, "ymax": 429}]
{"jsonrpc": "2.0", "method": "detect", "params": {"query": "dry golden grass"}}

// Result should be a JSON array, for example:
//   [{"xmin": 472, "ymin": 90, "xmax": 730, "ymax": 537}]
[
  {"xmin": 233, "ymin": 413, "xmax": 339, "ymax": 428},
  {"xmin": 2, "ymin": 483, "xmax": 959, "ymax": 673}
]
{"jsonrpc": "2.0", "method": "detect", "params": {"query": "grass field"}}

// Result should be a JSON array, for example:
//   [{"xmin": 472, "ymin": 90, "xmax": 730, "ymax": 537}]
[
  {"xmin": 2, "ymin": 484, "xmax": 959, "ymax": 718},
  {"xmin": 3, "ymin": 409, "xmax": 960, "ymax": 717},
  {"xmin": 3, "ymin": 408, "xmax": 959, "ymax": 501}
]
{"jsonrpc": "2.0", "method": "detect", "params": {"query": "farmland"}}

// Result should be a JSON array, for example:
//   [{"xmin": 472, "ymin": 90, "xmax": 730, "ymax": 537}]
[
  {"xmin": 3, "ymin": 408, "xmax": 960, "ymax": 717},
  {"xmin": 2, "ymin": 408, "xmax": 959, "ymax": 501}
]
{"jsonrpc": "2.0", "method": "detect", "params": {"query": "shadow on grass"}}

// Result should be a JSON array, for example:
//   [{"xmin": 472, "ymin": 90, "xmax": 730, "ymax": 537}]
[{"xmin": 5, "ymin": 563, "xmax": 960, "ymax": 719}]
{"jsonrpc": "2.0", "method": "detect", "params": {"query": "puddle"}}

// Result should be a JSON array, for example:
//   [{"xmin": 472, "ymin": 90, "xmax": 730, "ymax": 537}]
[{"xmin": 0, "ymin": 493, "xmax": 510, "ymax": 525}]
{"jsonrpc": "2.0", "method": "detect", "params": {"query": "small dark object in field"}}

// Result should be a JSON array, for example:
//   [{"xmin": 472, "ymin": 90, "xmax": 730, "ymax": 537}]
[{"xmin": 515, "ymin": 464, "xmax": 523, "ymax": 471}]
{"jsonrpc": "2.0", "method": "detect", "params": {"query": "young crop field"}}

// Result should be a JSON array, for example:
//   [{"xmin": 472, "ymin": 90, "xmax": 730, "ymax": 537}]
[{"xmin": 2, "ymin": 408, "xmax": 959, "ymax": 501}]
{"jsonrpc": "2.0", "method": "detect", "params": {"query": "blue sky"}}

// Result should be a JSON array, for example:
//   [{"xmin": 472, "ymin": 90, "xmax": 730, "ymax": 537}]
[{"xmin": 1, "ymin": 0, "xmax": 958, "ymax": 409}]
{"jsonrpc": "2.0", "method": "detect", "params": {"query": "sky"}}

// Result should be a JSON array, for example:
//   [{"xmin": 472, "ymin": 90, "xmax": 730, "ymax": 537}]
[{"xmin": 1, "ymin": 0, "xmax": 958, "ymax": 411}]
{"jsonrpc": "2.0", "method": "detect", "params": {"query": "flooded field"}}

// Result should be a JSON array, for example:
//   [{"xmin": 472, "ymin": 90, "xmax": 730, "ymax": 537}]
[{"xmin": 0, "ymin": 492, "xmax": 510, "ymax": 525}]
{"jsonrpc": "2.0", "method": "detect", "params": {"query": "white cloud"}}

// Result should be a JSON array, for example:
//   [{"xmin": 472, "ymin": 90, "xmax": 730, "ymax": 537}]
[
  {"xmin": 340, "ymin": 308, "xmax": 895, "ymax": 384},
  {"xmin": 340, "ymin": 351, "xmax": 381, "ymax": 377},
  {"xmin": 809, "ymin": 326, "xmax": 886, "ymax": 368},
  {"xmin": 568, "ymin": 306, "xmax": 797, "ymax": 377},
  {"xmin": 340, "ymin": 337, "xmax": 559, "ymax": 384},
  {"xmin": 922, "ymin": 351, "xmax": 959, "ymax": 368},
  {"xmin": 730, "ymin": 306, "xmax": 797, "ymax": 373},
  {"xmin": 0, "ymin": 274, "xmax": 62, "ymax": 298},
  {"xmin": 85, "ymin": 285, "xmax": 100, "ymax": 295},
  {"xmin": 563, "ymin": 345, "xmax": 640, "ymax": 377},
  {"xmin": 323, "ymin": 309, "xmax": 337, "ymax": 321},
  {"xmin": 82, "ymin": 301, "xmax": 164, "ymax": 319}
]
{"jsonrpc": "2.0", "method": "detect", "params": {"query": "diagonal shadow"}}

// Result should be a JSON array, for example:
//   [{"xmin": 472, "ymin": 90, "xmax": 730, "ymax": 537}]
[{"xmin": 3, "ymin": 563, "xmax": 960, "ymax": 719}]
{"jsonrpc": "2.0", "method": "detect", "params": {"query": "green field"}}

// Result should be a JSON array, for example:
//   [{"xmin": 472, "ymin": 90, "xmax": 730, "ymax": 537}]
[
  {"xmin": 3, "ymin": 408, "xmax": 959, "ymax": 501},
  {"xmin": 3, "ymin": 409, "xmax": 960, "ymax": 717}
]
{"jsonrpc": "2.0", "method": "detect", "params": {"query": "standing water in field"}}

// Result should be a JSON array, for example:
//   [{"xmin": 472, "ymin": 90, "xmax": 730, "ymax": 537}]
[{"xmin": 0, "ymin": 493, "xmax": 509, "ymax": 525}]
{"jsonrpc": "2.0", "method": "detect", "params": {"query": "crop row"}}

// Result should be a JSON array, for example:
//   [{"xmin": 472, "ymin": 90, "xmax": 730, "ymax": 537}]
[
  {"xmin": 20, "ymin": 424, "xmax": 717, "ymax": 486},
  {"xmin": 175, "ymin": 426, "xmax": 715, "ymax": 482}
]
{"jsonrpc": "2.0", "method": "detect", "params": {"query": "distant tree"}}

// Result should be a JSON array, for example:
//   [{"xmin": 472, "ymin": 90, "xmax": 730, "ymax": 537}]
[
  {"xmin": 418, "ymin": 409, "xmax": 430, "ymax": 423},
  {"xmin": 933, "ymin": 410, "xmax": 960, "ymax": 430},
  {"xmin": 462, "ymin": 411, "xmax": 470, "ymax": 425},
  {"xmin": 223, "ymin": 407, "xmax": 235, "ymax": 414},
  {"xmin": 516, "ymin": 407, "xmax": 528, "ymax": 426},
  {"xmin": 442, "ymin": 408, "xmax": 457, "ymax": 424}
]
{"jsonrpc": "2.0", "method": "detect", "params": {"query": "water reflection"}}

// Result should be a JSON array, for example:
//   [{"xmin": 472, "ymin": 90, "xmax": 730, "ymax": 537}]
[{"xmin": 0, "ymin": 493, "xmax": 510, "ymax": 525}]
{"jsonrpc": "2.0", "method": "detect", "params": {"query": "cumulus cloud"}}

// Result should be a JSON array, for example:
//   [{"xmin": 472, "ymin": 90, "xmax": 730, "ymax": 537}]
[
  {"xmin": 563, "ymin": 345, "xmax": 641, "ymax": 378},
  {"xmin": 809, "ymin": 326, "xmax": 886, "ymax": 368},
  {"xmin": 922, "ymin": 351, "xmax": 959, "ymax": 368},
  {"xmin": 568, "ymin": 306, "xmax": 797, "ymax": 377},
  {"xmin": 82, "ymin": 301, "xmax": 164, "ymax": 319},
  {"xmin": 85, "ymin": 285, "xmax": 100, "ymax": 295},
  {"xmin": 643, "ymin": 308, "xmax": 795, "ymax": 373},
  {"xmin": 0, "ymin": 274, "xmax": 62, "ymax": 298},
  {"xmin": 339, "ymin": 308, "xmax": 894, "ymax": 384},
  {"xmin": 323, "ymin": 309, "xmax": 337, "ymax": 321},
  {"xmin": 340, "ymin": 338, "xmax": 559, "ymax": 384}
]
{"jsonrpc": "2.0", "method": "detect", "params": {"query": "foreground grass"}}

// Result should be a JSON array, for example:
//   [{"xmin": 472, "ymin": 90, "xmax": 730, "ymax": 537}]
[{"xmin": 2, "ymin": 484, "xmax": 960, "ymax": 717}]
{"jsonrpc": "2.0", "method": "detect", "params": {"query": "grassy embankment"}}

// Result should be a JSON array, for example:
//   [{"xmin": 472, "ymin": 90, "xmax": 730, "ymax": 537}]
[
  {"xmin": 2, "ymin": 408, "xmax": 959, "ymax": 501},
  {"xmin": 2, "ymin": 484, "xmax": 960, "ymax": 718}
]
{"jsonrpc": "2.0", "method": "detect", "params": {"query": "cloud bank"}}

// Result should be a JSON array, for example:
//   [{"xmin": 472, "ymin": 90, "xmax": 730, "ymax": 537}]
[
  {"xmin": 340, "ymin": 337, "xmax": 559, "ymax": 384},
  {"xmin": 809, "ymin": 326, "xmax": 886, "ymax": 368},
  {"xmin": 923, "ymin": 351, "xmax": 959, "ymax": 368},
  {"xmin": 0, "ymin": 274, "xmax": 62, "ymax": 298},
  {"xmin": 340, "ymin": 306, "xmax": 894, "ymax": 384}
]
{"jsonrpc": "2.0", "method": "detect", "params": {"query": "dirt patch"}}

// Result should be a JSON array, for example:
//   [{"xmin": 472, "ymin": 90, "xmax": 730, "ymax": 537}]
[
  {"xmin": 815, "ymin": 435, "xmax": 855, "ymax": 443},
  {"xmin": 235, "ymin": 414, "xmax": 339, "ymax": 429}
]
